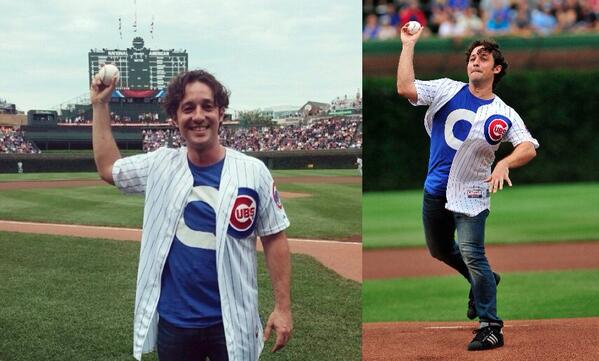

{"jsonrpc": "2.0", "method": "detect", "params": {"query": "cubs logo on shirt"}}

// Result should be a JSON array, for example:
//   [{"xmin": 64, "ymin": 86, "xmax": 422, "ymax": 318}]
[
  {"xmin": 484, "ymin": 115, "xmax": 512, "ymax": 145},
  {"xmin": 228, "ymin": 187, "xmax": 260, "ymax": 238},
  {"xmin": 272, "ymin": 181, "xmax": 283, "ymax": 209}
]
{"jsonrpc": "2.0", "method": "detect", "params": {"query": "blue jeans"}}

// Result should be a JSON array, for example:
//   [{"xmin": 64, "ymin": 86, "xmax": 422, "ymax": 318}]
[
  {"xmin": 422, "ymin": 191, "xmax": 502, "ymax": 324},
  {"xmin": 157, "ymin": 318, "xmax": 229, "ymax": 361}
]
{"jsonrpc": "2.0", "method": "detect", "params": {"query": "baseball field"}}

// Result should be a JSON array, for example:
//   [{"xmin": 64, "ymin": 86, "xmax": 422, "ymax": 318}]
[
  {"xmin": 0, "ymin": 169, "xmax": 361, "ymax": 361},
  {"xmin": 362, "ymin": 182, "xmax": 599, "ymax": 360}
]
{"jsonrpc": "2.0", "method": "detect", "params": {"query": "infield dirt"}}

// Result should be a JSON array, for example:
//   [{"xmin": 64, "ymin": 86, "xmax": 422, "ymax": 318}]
[
  {"xmin": 363, "ymin": 317, "xmax": 599, "ymax": 361},
  {"xmin": 364, "ymin": 241, "xmax": 599, "ymax": 279},
  {"xmin": 363, "ymin": 241, "xmax": 599, "ymax": 360}
]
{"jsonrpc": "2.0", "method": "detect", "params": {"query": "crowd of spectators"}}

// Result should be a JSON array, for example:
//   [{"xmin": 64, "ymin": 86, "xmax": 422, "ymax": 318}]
[
  {"xmin": 363, "ymin": 0, "xmax": 599, "ymax": 40},
  {"xmin": 142, "ymin": 128, "xmax": 183, "ymax": 152},
  {"xmin": 0, "ymin": 127, "xmax": 40, "ymax": 154},
  {"xmin": 62, "ymin": 112, "xmax": 163, "ymax": 125},
  {"xmin": 221, "ymin": 116, "xmax": 362, "ymax": 152},
  {"xmin": 142, "ymin": 116, "xmax": 363, "ymax": 153}
]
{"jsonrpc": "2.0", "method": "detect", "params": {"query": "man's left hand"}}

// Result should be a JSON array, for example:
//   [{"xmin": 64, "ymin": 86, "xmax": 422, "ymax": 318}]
[
  {"xmin": 263, "ymin": 307, "xmax": 293, "ymax": 352},
  {"xmin": 485, "ymin": 160, "xmax": 511, "ymax": 193}
]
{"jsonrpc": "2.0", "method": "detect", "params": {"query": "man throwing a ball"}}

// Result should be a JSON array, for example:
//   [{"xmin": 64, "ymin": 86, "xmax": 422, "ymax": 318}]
[
  {"xmin": 91, "ymin": 69, "xmax": 292, "ymax": 361},
  {"xmin": 396, "ymin": 23, "xmax": 538, "ymax": 350}
]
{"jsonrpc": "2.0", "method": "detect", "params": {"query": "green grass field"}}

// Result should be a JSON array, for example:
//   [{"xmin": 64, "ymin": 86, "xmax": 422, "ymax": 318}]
[
  {"xmin": 0, "ymin": 232, "xmax": 360, "ymax": 361},
  {"xmin": 271, "ymin": 169, "xmax": 360, "ymax": 177},
  {"xmin": 0, "ymin": 172, "xmax": 101, "ymax": 181},
  {"xmin": 363, "ymin": 270, "xmax": 599, "ymax": 323},
  {"xmin": 41, "ymin": 149, "xmax": 143, "ymax": 156},
  {"xmin": 0, "ymin": 170, "xmax": 361, "ymax": 240},
  {"xmin": 279, "ymin": 183, "xmax": 361, "ymax": 239},
  {"xmin": 363, "ymin": 183, "xmax": 599, "ymax": 326},
  {"xmin": 363, "ymin": 183, "xmax": 599, "ymax": 249},
  {"xmin": 0, "ymin": 168, "xmax": 359, "ymax": 181},
  {"xmin": 0, "ymin": 186, "xmax": 144, "ymax": 228}
]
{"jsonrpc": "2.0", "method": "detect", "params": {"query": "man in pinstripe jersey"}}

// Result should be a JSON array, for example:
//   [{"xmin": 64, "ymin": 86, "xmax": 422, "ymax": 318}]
[
  {"xmin": 397, "ymin": 25, "xmax": 538, "ymax": 351},
  {"xmin": 91, "ymin": 69, "xmax": 292, "ymax": 360}
]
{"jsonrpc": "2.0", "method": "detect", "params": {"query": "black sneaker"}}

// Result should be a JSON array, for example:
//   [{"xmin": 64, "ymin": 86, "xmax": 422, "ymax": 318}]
[
  {"xmin": 467, "ymin": 272, "xmax": 501, "ymax": 320},
  {"xmin": 467, "ymin": 326, "xmax": 504, "ymax": 351}
]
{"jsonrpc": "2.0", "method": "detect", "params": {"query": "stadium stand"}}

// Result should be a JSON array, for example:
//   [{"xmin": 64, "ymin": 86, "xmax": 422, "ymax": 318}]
[
  {"xmin": 142, "ymin": 116, "xmax": 363, "ymax": 153},
  {"xmin": 363, "ymin": 0, "xmax": 599, "ymax": 40},
  {"xmin": 61, "ymin": 111, "xmax": 162, "ymax": 125},
  {"xmin": 142, "ymin": 128, "xmax": 182, "ymax": 152},
  {"xmin": 50, "ymin": 90, "xmax": 363, "ymax": 154},
  {"xmin": 0, "ymin": 127, "xmax": 40, "ymax": 154}
]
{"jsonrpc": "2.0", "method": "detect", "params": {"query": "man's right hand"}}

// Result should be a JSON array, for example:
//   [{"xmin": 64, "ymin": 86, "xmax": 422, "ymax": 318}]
[
  {"xmin": 90, "ymin": 74, "xmax": 117, "ymax": 105},
  {"xmin": 400, "ymin": 23, "xmax": 424, "ymax": 45}
]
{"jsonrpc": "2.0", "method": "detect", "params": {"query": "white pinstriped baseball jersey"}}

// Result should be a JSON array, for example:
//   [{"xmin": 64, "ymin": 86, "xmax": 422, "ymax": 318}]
[
  {"xmin": 411, "ymin": 78, "xmax": 539, "ymax": 216},
  {"xmin": 111, "ymin": 146, "xmax": 290, "ymax": 361}
]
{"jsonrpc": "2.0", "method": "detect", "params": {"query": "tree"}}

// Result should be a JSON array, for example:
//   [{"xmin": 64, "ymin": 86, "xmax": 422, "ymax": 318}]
[{"xmin": 238, "ymin": 110, "xmax": 274, "ymax": 127}]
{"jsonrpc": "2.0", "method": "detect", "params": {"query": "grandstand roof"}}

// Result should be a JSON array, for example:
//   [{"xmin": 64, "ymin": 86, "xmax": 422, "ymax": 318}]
[
  {"xmin": 299, "ymin": 101, "xmax": 330, "ymax": 115},
  {"xmin": 111, "ymin": 89, "xmax": 166, "ymax": 99}
]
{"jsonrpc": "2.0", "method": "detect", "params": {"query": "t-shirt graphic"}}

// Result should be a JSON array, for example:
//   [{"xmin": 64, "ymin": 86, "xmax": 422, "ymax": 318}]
[
  {"xmin": 158, "ymin": 157, "xmax": 225, "ymax": 328},
  {"xmin": 425, "ymin": 85, "xmax": 494, "ymax": 196}
]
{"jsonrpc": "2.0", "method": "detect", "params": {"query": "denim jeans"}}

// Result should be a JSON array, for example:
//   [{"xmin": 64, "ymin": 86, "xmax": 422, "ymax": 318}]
[
  {"xmin": 422, "ymin": 191, "xmax": 502, "ymax": 324},
  {"xmin": 157, "ymin": 318, "xmax": 229, "ymax": 361}
]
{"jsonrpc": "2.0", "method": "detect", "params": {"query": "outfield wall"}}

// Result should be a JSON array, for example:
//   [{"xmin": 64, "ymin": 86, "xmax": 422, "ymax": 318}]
[
  {"xmin": 0, "ymin": 149, "xmax": 362, "ymax": 173},
  {"xmin": 23, "ymin": 125, "xmax": 142, "ymax": 150},
  {"xmin": 364, "ymin": 33, "xmax": 599, "ymax": 76}
]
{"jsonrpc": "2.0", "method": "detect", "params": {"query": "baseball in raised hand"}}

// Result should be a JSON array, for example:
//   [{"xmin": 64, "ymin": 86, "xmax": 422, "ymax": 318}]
[
  {"xmin": 90, "ymin": 70, "xmax": 117, "ymax": 105},
  {"xmin": 400, "ymin": 21, "xmax": 423, "ymax": 44}
]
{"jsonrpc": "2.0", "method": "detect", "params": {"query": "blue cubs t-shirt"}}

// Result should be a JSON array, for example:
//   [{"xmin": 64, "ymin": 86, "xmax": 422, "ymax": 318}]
[
  {"xmin": 425, "ymin": 85, "xmax": 494, "ymax": 196},
  {"xmin": 158, "ymin": 157, "xmax": 225, "ymax": 328}
]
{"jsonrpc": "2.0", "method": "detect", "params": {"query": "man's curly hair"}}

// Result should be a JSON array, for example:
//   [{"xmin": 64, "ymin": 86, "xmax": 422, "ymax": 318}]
[
  {"xmin": 465, "ymin": 39, "xmax": 508, "ymax": 88},
  {"xmin": 163, "ymin": 69, "xmax": 230, "ymax": 120}
]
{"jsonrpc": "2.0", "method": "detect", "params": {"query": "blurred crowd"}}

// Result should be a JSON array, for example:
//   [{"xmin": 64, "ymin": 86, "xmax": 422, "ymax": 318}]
[
  {"xmin": 142, "ymin": 128, "xmax": 183, "ymax": 152},
  {"xmin": 363, "ymin": 0, "xmax": 599, "ymax": 40},
  {"xmin": 0, "ymin": 127, "xmax": 40, "ymax": 154},
  {"xmin": 143, "ymin": 116, "xmax": 363, "ymax": 153},
  {"xmin": 221, "ymin": 117, "xmax": 362, "ymax": 152},
  {"xmin": 62, "ymin": 112, "xmax": 162, "ymax": 125}
]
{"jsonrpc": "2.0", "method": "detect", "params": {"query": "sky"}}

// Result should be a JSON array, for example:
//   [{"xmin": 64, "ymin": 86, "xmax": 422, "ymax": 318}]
[{"xmin": 0, "ymin": 0, "xmax": 362, "ymax": 113}]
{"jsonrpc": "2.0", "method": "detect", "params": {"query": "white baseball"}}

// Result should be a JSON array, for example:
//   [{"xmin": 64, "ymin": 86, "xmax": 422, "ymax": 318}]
[
  {"xmin": 98, "ymin": 64, "xmax": 120, "ymax": 86},
  {"xmin": 406, "ymin": 21, "xmax": 422, "ymax": 35}
]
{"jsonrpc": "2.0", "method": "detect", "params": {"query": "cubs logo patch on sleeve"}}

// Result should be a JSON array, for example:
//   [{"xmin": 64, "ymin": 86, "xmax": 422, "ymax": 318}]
[
  {"xmin": 484, "ymin": 115, "xmax": 512, "ymax": 145},
  {"xmin": 228, "ymin": 187, "xmax": 260, "ymax": 239},
  {"xmin": 272, "ymin": 181, "xmax": 283, "ymax": 209}
]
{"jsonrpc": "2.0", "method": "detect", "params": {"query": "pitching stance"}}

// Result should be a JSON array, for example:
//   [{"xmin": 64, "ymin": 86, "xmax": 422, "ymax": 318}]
[
  {"xmin": 91, "ymin": 69, "xmax": 292, "ymax": 361},
  {"xmin": 396, "ymin": 24, "xmax": 538, "ymax": 350}
]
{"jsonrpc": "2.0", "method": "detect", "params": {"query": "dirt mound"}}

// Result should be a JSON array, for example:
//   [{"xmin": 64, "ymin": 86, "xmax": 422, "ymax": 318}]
[{"xmin": 363, "ymin": 318, "xmax": 599, "ymax": 361}]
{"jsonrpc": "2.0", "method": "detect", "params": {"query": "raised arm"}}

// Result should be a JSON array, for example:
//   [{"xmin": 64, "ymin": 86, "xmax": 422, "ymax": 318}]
[
  {"xmin": 91, "ymin": 75, "xmax": 120, "ymax": 184},
  {"xmin": 486, "ymin": 141, "xmax": 537, "ymax": 193},
  {"xmin": 261, "ymin": 230, "xmax": 292, "ymax": 353},
  {"xmin": 396, "ymin": 23, "xmax": 424, "ymax": 103}
]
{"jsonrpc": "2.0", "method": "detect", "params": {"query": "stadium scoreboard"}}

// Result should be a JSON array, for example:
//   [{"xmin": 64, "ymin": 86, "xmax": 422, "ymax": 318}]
[{"xmin": 89, "ymin": 37, "xmax": 188, "ymax": 90}]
